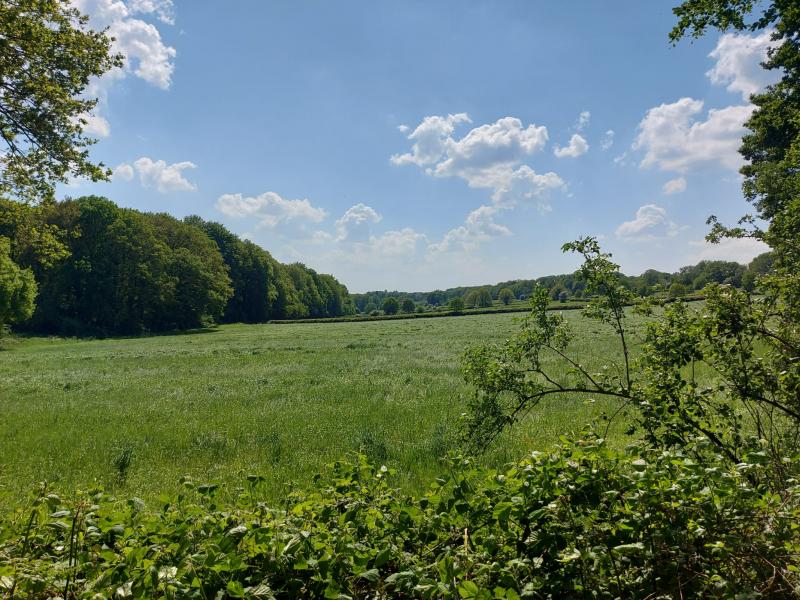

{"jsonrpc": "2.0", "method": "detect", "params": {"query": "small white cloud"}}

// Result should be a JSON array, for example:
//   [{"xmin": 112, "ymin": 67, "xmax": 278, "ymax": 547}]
[
  {"xmin": 131, "ymin": 157, "xmax": 196, "ymax": 192},
  {"xmin": 554, "ymin": 133, "xmax": 589, "ymax": 158},
  {"xmin": 613, "ymin": 151, "xmax": 628, "ymax": 166},
  {"xmin": 615, "ymin": 204, "xmax": 679, "ymax": 240},
  {"xmin": 397, "ymin": 124, "xmax": 409, "ymax": 133},
  {"xmin": 663, "ymin": 176, "xmax": 687, "ymax": 195},
  {"xmin": 390, "ymin": 113, "xmax": 471, "ymax": 167},
  {"xmin": 688, "ymin": 236, "xmax": 770, "ymax": 263},
  {"xmin": 576, "ymin": 110, "xmax": 591, "ymax": 131},
  {"xmin": 112, "ymin": 163, "xmax": 134, "ymax": 181},
  {"xmin": 430, "ymin": 205, "xmax": 511, "ymax": 253},
  {"xmin": 335, "ymin": 203, "xmax": 382, "ymax": 242},
  {"xmin": 372, "ymin": 228, "xmax": 427, "ymax": 257},
  {"xmin": 707, "ymin": 30, "xmax": 779, "ymax": 101},
  {"xmin": 601, "ymin": 129, "xmax": 615, "ymax": 151},
  {"xmin": 82, "ymin": 113, "xmax": 111, "ymax": 138},
  {"xmin": 633, "ymin": 98, "xmax": 752, "ymax": 173},
  {"xmin": 216, "ymin": 192, "xmax": 327, "ymax": 227}
]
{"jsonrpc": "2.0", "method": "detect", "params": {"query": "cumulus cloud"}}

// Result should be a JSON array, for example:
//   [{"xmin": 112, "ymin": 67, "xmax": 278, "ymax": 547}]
[
  {"xmin": 216, "ymin": 191, "xmax": 327, "ymax": 227},
  {"xmin": 632, "ymin": 31, "xmax": 779, "ymax": 177},
  {"xmin": 335, "ymin": 203, "xmax": 382, "ymax": 242},
  {"xmin": 430, "ymin": 205, "xmax": 511, "ymax": 253},
  {"xmin": 390, "ymin": 113, "xmax": 471, "ymax": 167},
  {"xmin": 71, "ymin": 0, "xmax": 176, "ymax": 135},
  {"xmin": 707, "ymin": 30, "xmax": 778, "ymax": 101},
  {"xmin": 114, "ymin": 157, "xmax": 196, "ymax": 192},
  {"xmin": 307, "ymin": 204, "xmax": 426, "ymax": 264},
  {"xmin": 688, "ymin": 236, "xmax": 770, "ymax": 263},
  {"xmin": 112, "ymin": 162, "xmax": 134, "ymax": 181},
  {"xmin": 601, "ymin": 130, "xmax": 615, "ymax": 151},
  {"xmin": 82, "ymin": 113, "xmax": 111, "ymax": 138},
  {"xmin": 127, "ymin": 0, "xmax": 174, "ymax": 24},
  {"xmin": 576, "ymin": 111, "xmax": 591, "ymax": 131},
  {"xmin": 663, "ymin": 176, "xmax": 687, "ymax": 195},
  {"xmin": 633, "ymin": 98, "xmax": 752, "ymax": 173},
  {"xmin": 372, "ymin": 228, "xmax": 427, "ymax": 257},
  {"xmin": 433, "ymin": 116, "xmax": 549, "ymax": 180},
  {"xmin": 615, "ymin": 204, "xmax": 679, "ymax": 240},
  {"xmin": 553, "ymin": 133, "xmax": 589, "ymax": 158},
  {"xmin": 393, "ymin": 113, "xmax": 563, "ymax": 216}
]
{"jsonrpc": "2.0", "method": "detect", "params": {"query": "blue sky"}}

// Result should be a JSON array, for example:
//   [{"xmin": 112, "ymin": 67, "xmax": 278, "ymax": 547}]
[{"xmin": 65, "ymin": 0, "xmax": 773, "ymax": 292}]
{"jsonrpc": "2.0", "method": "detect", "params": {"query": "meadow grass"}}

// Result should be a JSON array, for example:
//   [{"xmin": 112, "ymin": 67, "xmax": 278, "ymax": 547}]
[{"xmin": 0, "ymin": 309, "xmax": 651, "ymax": 509}]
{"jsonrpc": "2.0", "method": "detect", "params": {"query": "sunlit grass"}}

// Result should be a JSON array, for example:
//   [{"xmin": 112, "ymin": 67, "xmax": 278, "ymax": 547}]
[{"xmin": 0, "ymin": 309, "xmax": 652, "ymax": 509}]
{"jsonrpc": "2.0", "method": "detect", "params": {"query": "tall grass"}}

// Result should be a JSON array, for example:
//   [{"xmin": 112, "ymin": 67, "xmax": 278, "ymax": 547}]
[{"xmin": 0, "ymin": 310, "xmax": 647, "ymax": 509}]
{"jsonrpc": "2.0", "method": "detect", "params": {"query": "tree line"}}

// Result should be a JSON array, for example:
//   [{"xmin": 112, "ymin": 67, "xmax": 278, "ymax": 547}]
[
  {"xmin": 0, "ymin": 196, "xmax": 355, "ymax": 336},
  {"xmin": 352, "ymin": 253, "xmax": 772, "ymax": 314}
]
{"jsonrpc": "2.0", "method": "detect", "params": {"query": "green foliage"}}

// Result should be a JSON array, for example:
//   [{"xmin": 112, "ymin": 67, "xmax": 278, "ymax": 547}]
[
  {"xmin": 382, "ymin": 296, "xmax": 399, "ymax": 315},
  {"xmin": 184, "ymin": 216, "xmax": 279, "ymax": 323},
  {"xmin": 475, "ymin": 287, "xmax": 493, "ymax": 308},
  {"xmin": 668, "ymin": 281, "xmax": 688, "ymax": 298},
  {"xmin": 448, "ymin": 296, "xmax": 465, "ymax": 313},
  {"xmin": 401, "ymin": 297, "xmax": 416, "ymax": 313},
  {"xmin": 2, "ymin": 443, "xmax": 797, "ymax": 598},
  {"xmin": 2, "ymin": 198, "xmax": 354, "ymax": 335},
  {"xmin": 0, "ymin": 0, "xmax": 122, "ymax": 202},
  {"xmin": 0, "ymin": 236, "xmax": 36, "ymax": 330},
  {"xmin": 498, "ymin": 288, "xmax": 514, "ymax": 306}
]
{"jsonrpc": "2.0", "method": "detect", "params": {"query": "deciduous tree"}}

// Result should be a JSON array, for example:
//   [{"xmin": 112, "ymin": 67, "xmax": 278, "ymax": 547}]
[{"xmin": 0, "ymin": 0, "xmax": 121, "ymax": 202}]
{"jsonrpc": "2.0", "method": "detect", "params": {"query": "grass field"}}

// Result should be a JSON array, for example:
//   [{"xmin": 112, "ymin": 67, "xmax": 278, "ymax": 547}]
[{"xmin": 0, "ymin": 310, "xmax": 648, "ymax": 509}]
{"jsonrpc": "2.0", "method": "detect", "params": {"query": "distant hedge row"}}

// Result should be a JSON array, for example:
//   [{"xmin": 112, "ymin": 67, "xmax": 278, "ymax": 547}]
[{"xmin": 1, "ymin": 197, "xmax": 355, "ymax": 336}]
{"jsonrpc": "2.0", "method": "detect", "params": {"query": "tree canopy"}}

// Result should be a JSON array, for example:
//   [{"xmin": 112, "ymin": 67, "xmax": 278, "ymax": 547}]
[{"xmin": 0, "ymin": 0, "xmax": 121, "ymax": 202}]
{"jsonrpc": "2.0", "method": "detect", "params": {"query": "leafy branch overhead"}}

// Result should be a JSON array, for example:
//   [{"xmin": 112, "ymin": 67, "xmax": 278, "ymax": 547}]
[{"xmin": 0, "ymin": 0, "xmax": 122, "ymax": 202}]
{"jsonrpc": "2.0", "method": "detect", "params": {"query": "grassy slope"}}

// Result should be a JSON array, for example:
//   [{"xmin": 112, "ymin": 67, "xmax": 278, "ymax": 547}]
[{"xmin": 0, "ymin": 310, "xmax": 646, "ymax": 509}]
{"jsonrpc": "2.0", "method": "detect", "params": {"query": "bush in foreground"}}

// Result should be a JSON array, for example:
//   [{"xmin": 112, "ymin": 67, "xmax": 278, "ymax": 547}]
[{"xmin": 1, "ymin": 435, "xmax": 798, "ymax": 599}]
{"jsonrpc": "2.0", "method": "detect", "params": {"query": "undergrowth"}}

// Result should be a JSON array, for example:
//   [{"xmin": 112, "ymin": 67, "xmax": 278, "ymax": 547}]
[{"xmin": 1, "ymin": 433, "xmax": 798, "ymax": 598}]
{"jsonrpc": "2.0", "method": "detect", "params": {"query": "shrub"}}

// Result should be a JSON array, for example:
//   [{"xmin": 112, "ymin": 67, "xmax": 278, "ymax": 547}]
[{"xmin": 2, "ymin": 442, "xmax": 797, "ymax": 598}]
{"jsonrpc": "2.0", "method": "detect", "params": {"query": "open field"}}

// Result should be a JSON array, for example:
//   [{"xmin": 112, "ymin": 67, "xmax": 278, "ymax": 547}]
[{"xmin": 0, "ymin": 310, "xmax": 651, "ymax": 509}]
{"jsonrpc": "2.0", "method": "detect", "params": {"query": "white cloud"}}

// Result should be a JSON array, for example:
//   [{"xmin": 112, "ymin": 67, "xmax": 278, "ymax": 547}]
[
  {"xmin": 707, "ymin": 30, "xmax": 778, "ymax": 101},
  {"xmin": 115, "ymin": 157, "xmax": 196, "ymax": 192},
  {"xmin": 688, "ymin": 236, "xmax": 770, "ymax": 263},
  {"xmin": 601, "ymin": 130, "xmax": 615, "ymax": 151},
  {"xmin": 554, "ymin": 133, "xmax": 589, "ymax": 158},
  {"xmin": 663, "ymin": 176, "xmax": 687, "ymax": 195},
  {"xmin": 633, "ymin": 97, "xmax": 752, "ymax": 173},
  {"xmin": 430, "ymin": 205, "xmax": 511, "ymax": 253},
  {"xmin": 390, "ymin": 113, "xmax": 471, "ymax": 167},
  {"xmin": 433, "ymin": 116, "xmax": 549, "ymax": 180},
  {"xmin": 335, "ymin": 203, "xmax": 382, "ymax": 242},
  {"xmin": 127, "ymin": 0, "xmax": 175, "ymax": 24},
  {"xmin": 372, "ymin": 228, "xmax": 427, "ymax": 257},
  {"xmin": 397, "ymin": 124, "xmax": 409, "ymax": 134},
  {"xmin": 82, "ymin": 113, "xmax": 111, "ymax": 138},
  {"xmin": 393, "ymin": 113, "xmax": 563, "ymax": 218},
  {"xmin": 216, "ymin": 191, "xmax": 327, "ymax": 227},
  {"xmin": 112, "ymin": 163, "xmax": 134, "ymax": 181},
  {"xmin": 615, "ymin": 204, "xmax": 679, "ymax": 240},
  {"xmin": 487, "ymin": 165, "xmax": 565, "ymax": 211},
  {"xmin": 71, "ymin": 0, "xmax": 176, "ymax": 136},
  {"xmin": 576, "ymin": 110, "xmax": 591, "ymax": 131}
]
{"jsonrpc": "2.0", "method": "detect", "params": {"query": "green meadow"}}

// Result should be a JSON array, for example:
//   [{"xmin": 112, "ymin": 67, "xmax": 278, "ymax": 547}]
[{"xmin": 0, "ymin": 310, "xmax": 645, "ymax": 509}]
